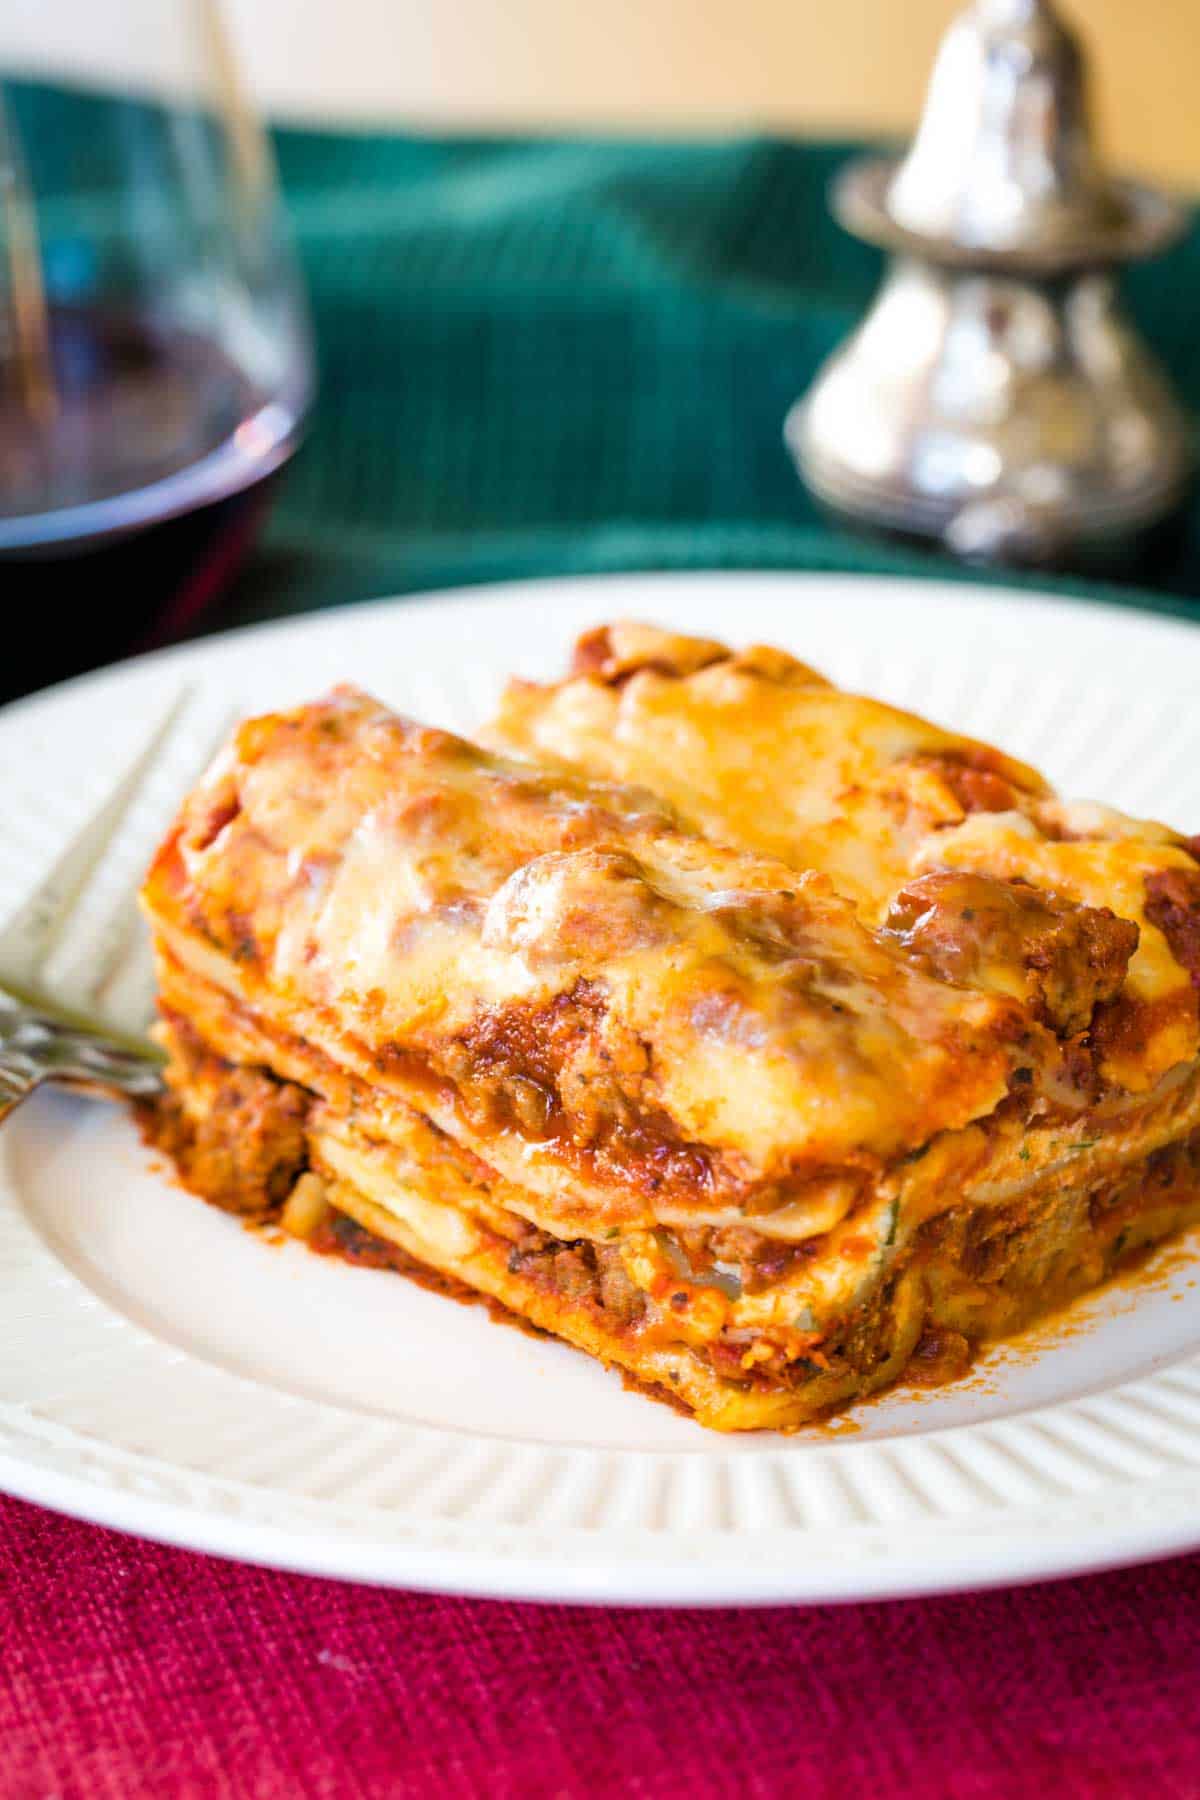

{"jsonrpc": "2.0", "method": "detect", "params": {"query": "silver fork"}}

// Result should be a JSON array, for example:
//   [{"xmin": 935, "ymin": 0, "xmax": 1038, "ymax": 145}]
[
  {"xmin": 0, "ymin": 691, "xmax": 235, "ymax": 1126},
  {"xmin": 0, "ymin": 987, "xmax": 164, "ymax": 1123}
]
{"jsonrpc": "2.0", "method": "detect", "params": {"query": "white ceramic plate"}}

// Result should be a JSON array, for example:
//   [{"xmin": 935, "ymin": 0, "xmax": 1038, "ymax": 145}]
[{"xmin": 3, "ymin": 572, "xmax": 1200, "ymax": 1606}]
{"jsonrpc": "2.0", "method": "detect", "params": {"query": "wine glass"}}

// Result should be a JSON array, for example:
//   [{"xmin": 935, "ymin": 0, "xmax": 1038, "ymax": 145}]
[{"xmin": 0, "ymin": 0, "xmax": 313, "ymax": 553}]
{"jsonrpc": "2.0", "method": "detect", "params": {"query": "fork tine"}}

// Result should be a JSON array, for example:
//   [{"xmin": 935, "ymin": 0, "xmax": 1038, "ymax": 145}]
[
  {"xmin": 66, "ymin": 704, "xmax": 241, "ymax": 1012},
  {"xmin": 37, "ymin": 702, "xmax": 242, "ymax": 1034},
  {"xmin": 0, "ymin": 687, "xmax": 191, "ymax": 990}
]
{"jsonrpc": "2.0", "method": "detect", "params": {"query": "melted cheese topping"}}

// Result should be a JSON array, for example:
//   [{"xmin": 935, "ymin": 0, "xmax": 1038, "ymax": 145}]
[
  {"xmin": 918, "ymin": 818, "xmax": 1200, "ymax": 1086},
  {"xmin": 143, "ymin": 686, "xmax": 1040, "ymax": 1214},
  {"xmin": 485, "ymin": 622, "xmax": 1200, "ymax": 1090},
  {"xmin": 487, "ymin": 627, "xmax": 1047, "ymax": 918}
]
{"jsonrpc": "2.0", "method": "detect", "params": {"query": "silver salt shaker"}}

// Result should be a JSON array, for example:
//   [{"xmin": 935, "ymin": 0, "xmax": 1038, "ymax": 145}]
[{"xmin": 788, "ymin": 0, "xmax": 1191, "ymax": 565}]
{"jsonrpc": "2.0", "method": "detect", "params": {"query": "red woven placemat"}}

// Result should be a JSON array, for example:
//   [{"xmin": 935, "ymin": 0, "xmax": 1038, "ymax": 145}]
[{"xmin": 3, "ymin": 1493, "xmax": 1198, "ymax": 1798}]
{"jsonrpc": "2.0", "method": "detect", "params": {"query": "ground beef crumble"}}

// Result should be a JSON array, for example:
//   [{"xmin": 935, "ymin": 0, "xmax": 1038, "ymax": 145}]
[
  {"xmin": 1145, "ymin": 866, "xmax": 1200, "ymax": 991},
  {"xmin": 145, "ymin": 1063, "xmax": 310, "ymax": 1216}
]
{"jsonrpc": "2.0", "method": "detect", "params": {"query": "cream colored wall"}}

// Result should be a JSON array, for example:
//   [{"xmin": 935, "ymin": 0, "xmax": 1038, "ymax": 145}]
[{"xmin": 224, "ymin": 0, "xmax": 1198, "ymax": 186}]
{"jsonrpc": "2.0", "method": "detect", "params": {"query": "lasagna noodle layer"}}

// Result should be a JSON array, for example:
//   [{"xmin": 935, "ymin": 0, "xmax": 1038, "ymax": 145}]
[
  {"xmin": 151, "ymin": 1005, "xmax": 1200, "ymax": 1431},
  {"xmin": 152, "ymin": 943, "xmax": 1200, "ymax": 1274}
]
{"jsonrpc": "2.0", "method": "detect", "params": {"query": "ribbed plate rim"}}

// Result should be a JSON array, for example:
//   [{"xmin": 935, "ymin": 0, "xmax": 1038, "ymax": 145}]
[{"xmin": 2, "ymin": 568, "xmax": 1200, "ymax": 1605}]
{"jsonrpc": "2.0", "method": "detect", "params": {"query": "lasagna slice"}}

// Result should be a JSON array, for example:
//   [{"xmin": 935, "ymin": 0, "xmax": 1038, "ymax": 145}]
[{"xmin": 140, "ymin": 652, "xmax": 1200, "ymax": 1431}]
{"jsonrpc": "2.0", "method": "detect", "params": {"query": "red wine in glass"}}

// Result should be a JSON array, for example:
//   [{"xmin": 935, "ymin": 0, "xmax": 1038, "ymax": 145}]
[
  {"xmin": 0, "ymin": 21, "xmax": 313, "ymax": 696},
  {"xmin": 0, "ymin": 301, "xmax": 304, "ymax": 548},
  {"xmin": 0, "ymin": 303, "xmax": 309, "ymax": 699}
]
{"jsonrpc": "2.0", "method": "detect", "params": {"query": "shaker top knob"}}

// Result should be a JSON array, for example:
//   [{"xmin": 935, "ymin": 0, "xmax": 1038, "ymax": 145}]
[{"xmin": 833, "ymin": 0, "xmax": 1184, "ymax": 273}]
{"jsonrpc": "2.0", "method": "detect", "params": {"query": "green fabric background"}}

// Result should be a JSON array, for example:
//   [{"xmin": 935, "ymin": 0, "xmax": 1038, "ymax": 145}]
[{"xmin": 229, "ymin": 132, "xmax": 1200, "ymax": 627}]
